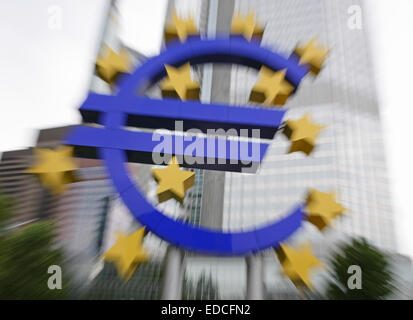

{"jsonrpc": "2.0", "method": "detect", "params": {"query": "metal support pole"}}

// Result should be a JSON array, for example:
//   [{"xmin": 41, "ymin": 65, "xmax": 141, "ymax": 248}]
[
  {"xmin": 246, "ymin": 254, "xmax": 264, "ymax": 300},
  {"xmin": 160, "ymin": 0, "xmax": 235, "ymax": 300},
  {"xmin": 199, "ymin": 0, "xmax": 235, "ymax": 230},
  {"xmin": 161, "ymin": 246, "xmax": 184, "ymax": 299},
  {"xmin": 159, "ymin": 0, "xmax": 184, "ymax": 301}
]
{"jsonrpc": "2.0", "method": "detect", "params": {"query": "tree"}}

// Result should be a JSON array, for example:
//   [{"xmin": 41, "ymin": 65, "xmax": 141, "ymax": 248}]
[
  {"xmin": 0, "ymin": 193, "xmax": 68, "ymax": 299},
  {"xmin": 325, "ymin": 237, "xmax": 395, "ymax": 300}
]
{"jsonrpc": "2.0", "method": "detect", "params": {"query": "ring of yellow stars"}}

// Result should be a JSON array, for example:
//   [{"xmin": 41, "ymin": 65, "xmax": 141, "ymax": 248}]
[
  {"xmin": 305, "ymin": 189, "xmax": 346, "ymax": 231},
  {"xmin": 160, "ymin": 63, "xmax": 200, "ymax": 100},
  {"xmin": 25, "ymin": 146, "xmax": 78, "ymax": 195},
  {"xmin": 293, "ymin": 39, "xmax": 329, "ymax": 75},
  {"xmin": 282, "ymin": 114, "xmax": 325, "ymax": 156},
  {"xmin": 102, "ymin": 227, "xmax": 149, "ymax": 281},
  {"xmin": 151, "ymin": 156, "xmax": 195, "ymax": 204},
  {"xmin": 249, "ymin": 67, "xmax": 294, "ymax": 106},
  {"xmin": 164, "ymin": 11, "xmax": 198, "ymax": 43},
  {"xmin": 96, "ymin": 45, "xmax": 132, "ymax": 85},
  {"xmin": 275, "ymin": 243, "xmax": 324, "ymax": 290},
  {"xmin": 231, "ymin": 13, "xmax": 264, "ymax": 41}
]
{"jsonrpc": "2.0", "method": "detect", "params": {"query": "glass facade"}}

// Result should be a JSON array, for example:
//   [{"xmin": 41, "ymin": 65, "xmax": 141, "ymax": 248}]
[
  {"xmin": 226, "ymin": 0, "xmax": 396, "ymax": 250},
  {"xmin": 173, "ymin": 0, "xmax": 399, "ymax": 298}
]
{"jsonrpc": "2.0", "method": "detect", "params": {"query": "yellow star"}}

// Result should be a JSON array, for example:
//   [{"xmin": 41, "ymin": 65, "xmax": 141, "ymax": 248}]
[
  {"xmin": 164, "ymin": 11, "xmax": 198, "ymax": 43},
  {"xmin": 249, "ymin": 67, "xmax": 294, "ymax": 106},
  {"xmin": 231, "ymin": 12, "xmax": 264, "ymax": 41},
  {"xmin": 96, "ymin": 45, "xmax": 132, "ymax": 85},
  {"xmin": 102, "ymin": 228, "xmax": 148, "ymax": 281},
  {"xmin": 276, "ymin": 243, "xmax": 324, "ymax": 290},
  {"xmin": 294, "ymin": 39, "xmax": 329, "ymax": 75},
  {"xmin": 283, "ymin": 114, "xmax": 325, "ymax": 155},
  {"xmin": 305, "ymin": 189, "xmax": 346, "ymax": 231},
  {"xmin": 151, "ymin": 156, "xmax": 195, "ymax": 204},
  {"xmin": 160, "ymin": 63, "xmax": 200, "ymax": 100},
  {"xmin": 25, "ymin": 146, "xmax": 78, "ymax": 195}
]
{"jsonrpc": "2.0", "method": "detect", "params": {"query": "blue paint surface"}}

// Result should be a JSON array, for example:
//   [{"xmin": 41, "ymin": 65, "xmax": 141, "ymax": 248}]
[{"xmin": 64, "ymin": 37, "xmax": 308, "ymax": 255}]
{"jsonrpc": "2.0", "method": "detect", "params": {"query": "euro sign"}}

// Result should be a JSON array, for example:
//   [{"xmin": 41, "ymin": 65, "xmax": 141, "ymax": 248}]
[{"xmin": 63, "ymin": 37, "xmax": 310, "ymax": 255}]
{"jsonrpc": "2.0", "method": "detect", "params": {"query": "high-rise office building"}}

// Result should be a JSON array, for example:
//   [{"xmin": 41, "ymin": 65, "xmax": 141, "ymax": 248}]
[
  {"xmin": 168, "ymin": 0, "xmax": 411, "ymax": 298},
  {"xmin": 225, "ymin": 0, "xmax": 396, "ymax": 250}
]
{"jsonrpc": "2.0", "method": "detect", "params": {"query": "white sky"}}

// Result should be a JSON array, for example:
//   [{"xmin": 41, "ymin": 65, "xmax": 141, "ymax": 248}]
[
  {"xmin": 364, "ymin": 0, "xmax": 413, "ymax": 258},
  {"xmin": 0, "ymin": 0, "xmax": 412, "ymax": 257}
]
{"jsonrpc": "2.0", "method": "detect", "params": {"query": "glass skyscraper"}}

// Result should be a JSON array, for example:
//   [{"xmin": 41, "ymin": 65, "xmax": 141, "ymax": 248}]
[
  {"xmin": 225, "ymin": 0, "xmax": 396, "ymax": 251},
  {"xmin": 169, "ymin": 0, "xmax": 403, "ymax": 298}
]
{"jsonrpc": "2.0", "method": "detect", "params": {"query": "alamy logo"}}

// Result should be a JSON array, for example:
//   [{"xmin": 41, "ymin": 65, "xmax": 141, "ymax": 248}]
[
  {"xmin": 47, "ymin": 265, "xmax": 62, "ymax": 290},
  {"xmin": 47, "ymin": 5, "xmax": 63, "ymax": 30},
  {"xmin": 347, "ymin": 265, "xmax": 362, "ymax": 290},
  {"xmin": 347, "ymin": 5, "xmax": 363, "ymax": 30},
  {"xmin": 152, "ymin": 121, "xmax": 262, "ymax": 170}
]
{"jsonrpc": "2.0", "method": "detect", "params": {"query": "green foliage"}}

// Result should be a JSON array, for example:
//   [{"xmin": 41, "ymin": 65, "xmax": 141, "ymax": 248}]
[
  {"xmin": 0, "ymin": 194, "xmax": 68, "ymax": 299},
  {"xmin": 325, "ymin": 237, "xmax": 395, "ymax": 300}
]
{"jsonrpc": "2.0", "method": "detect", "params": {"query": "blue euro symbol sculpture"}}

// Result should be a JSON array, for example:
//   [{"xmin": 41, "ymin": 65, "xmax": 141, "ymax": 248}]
[{"xmin": 64, "ymin": 36, "xmax": 310, "ymax": 256}]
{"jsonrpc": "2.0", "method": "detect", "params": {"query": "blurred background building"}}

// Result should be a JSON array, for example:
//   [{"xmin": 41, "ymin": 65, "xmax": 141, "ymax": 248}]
[
  {"xmin": 1, "ymin": 0, "xmax": 412, "ymax": 299},
  {"xmin": 170, "ymin": 0, "xmax": 412, "ymax": 299}
]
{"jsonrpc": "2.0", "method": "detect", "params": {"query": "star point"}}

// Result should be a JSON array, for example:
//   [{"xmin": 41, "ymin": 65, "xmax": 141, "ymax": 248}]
[
  {"xmin": 160, "ymin": 63, "xmax": 200, "ymax": 100},
  {"xmin": 231, "ymin": 12, "xmax": 264, "ymax": 41},
  {"xmin": 151, "ymin": 156, "xmax": 195, "ymax": 204},
  {"xmin": 294, "ymin": 39, "xmax": 329, "ymax": 75},
  {"xmin": 96, "ymin": 45, "xmax": 132, "ymax": 85},
  {"xmin": 283, "ymin": 114, "xmax": 325, "ymax": 155},
  {"xmin": 276, "ymin": 242, "xmax": 324, "ymax": 290},
  {"xmin": 249, "ymin": 67, "xmax": 294, "ymax": 106},
  {"xmin": 305, "ymin": 189, "xmax": 346, "ymax": 231},
  {"xmin": 164, "ymin": 11, "xmax": 198, "ymax": 43},
  {"xmin": 102, "ymin": 227, "xmax": 149, "ymax": 281},
  {"xmin": 25, "ymin": 146, "xmax": 78, "ymax": 194}
]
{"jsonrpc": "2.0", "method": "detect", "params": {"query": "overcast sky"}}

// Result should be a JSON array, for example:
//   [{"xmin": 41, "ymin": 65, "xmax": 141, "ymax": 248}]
[{"xmin": 0, "ymin": 0, "xmax": 412, "ymax": 257}]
